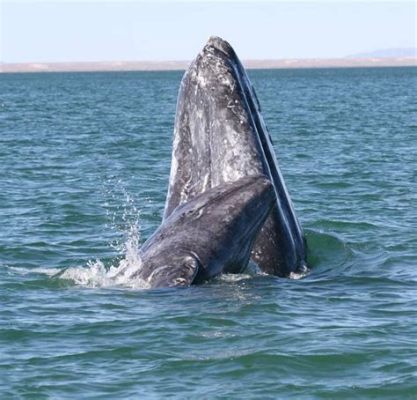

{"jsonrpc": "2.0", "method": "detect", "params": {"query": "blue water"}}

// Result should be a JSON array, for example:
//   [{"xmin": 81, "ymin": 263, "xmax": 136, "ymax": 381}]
[{"xmin": 1, "ymin": 67, "xmax": 416, "ymax": 398}]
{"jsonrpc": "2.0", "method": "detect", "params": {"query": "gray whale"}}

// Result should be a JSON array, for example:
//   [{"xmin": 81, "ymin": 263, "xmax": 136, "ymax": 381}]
[
  {"xmin": 164, "ymin": 36, "xmax": 307, "ymax": 276},
  {"xmin": 136, "ymin": 176, "xmax": 274, "ymax": 288}
]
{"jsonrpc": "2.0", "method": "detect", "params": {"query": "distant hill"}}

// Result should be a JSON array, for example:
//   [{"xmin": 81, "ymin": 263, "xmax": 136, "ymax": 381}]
[
  {"xmin": 347, "ymin": 48, "xmax": 417, "ymax": 58},
  {"xmin": 1, "ymin": 56, "xmax": 416, "ymax": 73}
]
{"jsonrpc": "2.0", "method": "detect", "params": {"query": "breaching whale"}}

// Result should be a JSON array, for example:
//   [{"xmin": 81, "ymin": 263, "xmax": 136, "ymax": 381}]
[
  {"xmin": 164, "ymin": 36, "xmax": 307, "ymax": 277},
  {"xmin": 134, "ymin": 176, "xmax": 274, "ymax": 288}
]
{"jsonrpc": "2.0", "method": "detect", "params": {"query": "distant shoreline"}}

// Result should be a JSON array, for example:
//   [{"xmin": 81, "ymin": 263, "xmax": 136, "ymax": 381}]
[{"xmin": 1, "ymin": 57, "xmax": 416, "ymax": 73}]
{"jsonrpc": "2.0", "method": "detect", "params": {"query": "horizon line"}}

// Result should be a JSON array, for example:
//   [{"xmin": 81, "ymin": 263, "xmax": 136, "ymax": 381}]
[{"xmin": 1, "ymin": 56, "xmax": 416, "ymax": 73}]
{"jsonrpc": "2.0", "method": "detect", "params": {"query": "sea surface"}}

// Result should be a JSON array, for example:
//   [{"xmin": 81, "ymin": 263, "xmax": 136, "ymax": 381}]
[{"xmin": 1, "ymin": 67, "xmax": 416, "ymax": 399}]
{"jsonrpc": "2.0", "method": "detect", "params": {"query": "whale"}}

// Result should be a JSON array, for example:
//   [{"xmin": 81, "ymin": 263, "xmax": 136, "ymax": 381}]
[
  {"xmin": 164, "ymin": 36, "xmax": 307, "ymax": 277},
  {"xmin": 134, "ymin": 176, "xmax": 274, "ymax": 288}
]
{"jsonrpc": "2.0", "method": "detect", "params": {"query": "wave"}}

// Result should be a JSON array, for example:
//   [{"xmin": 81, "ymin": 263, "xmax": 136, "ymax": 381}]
[{"xmin": 304, "ymin": 229, "xmax": 354, "ymax": 277}]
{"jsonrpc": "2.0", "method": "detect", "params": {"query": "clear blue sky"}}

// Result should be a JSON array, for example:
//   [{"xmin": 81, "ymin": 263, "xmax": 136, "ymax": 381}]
[{"xmin": 1, "ymin": 1, "xmax": 415, "ymax": 63}]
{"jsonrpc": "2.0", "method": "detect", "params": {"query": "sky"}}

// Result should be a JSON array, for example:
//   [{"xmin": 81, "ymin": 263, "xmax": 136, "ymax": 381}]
[{"xmin": 0, "ymin": 0, "xmax": 415, "ymax": 63}]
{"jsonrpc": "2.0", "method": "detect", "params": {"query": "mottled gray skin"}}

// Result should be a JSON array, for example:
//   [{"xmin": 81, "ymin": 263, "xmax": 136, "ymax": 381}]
[
  {"xmin": 137, "ymin": 176, "xmax": 274, "ymax": 288},
  {"xmin": 164, "ymin": 36, "xmax": 307, "ymax": 277}
]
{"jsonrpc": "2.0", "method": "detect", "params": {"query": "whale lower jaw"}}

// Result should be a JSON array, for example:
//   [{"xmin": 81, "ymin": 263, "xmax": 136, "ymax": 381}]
[{"xmin": 138, "ymin": 176, "xmax": 274, "ymax": 288}]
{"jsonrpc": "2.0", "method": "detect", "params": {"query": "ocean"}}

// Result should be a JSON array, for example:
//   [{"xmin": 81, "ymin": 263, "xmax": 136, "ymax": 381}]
[{"xmin": 1, "ymin": 67, "xmax": 416, "ymax": 398}]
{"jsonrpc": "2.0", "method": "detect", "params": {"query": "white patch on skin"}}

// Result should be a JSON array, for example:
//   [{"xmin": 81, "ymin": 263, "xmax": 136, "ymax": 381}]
[
  {"xmin": 147, "ymin": 265, "xmax": 169, "ymax": 283},
  {"xmin": 202, "ymin": 173, "xmax": 210, "ymax": 192},
  {"xmin": 164, "ymin": 130, "xmax": 180, "ymax": 215},
  {"xmin": 226, "ymin": 100, "xmax": 234, "ymax": 109},
  {"xmin": 194, "ymin": 207, "xmax": 205, "ymax": 219},
  {"xmin": 180, "ymin": 177, "xmax": 193, "ymax": 205},
  {"xmin": 170, "ymin": 128, "xmax": 180, "ymax": 177},
  {"xmin": 197, "ymin": 72, "xmax": 207, "ymax": 88},
  {"xmin": 174, "ymin": 277, "xmax": 187, "ymax": 285},
  {"xmin": 196, "ymin": 109, "xmax": 204, "ymax": 121}
]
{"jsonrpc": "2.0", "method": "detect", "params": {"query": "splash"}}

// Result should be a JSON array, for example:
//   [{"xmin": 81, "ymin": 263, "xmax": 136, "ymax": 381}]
[
  {"xmin": 57, "ymin": 221, "xmax": 149, "ymax": 289},
  {"xmin": 55, "ymin": 179, "xmax": 151, "ymax": 289},
  {"xmin": 288, "ymin": 268, "xmax": 310, "ymax": 280},
  {"xmin": 217, "ymin": 273, "xmax": 253, "ymax": 283}
]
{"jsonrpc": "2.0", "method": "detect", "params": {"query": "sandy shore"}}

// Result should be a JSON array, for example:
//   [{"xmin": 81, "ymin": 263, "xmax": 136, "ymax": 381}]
[{"xmin": 1, "ymin": 57, "xmax": 416, "ymax": 73}]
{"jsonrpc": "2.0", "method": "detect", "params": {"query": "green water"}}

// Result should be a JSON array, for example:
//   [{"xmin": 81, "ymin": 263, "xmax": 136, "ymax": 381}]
[{"xmin": 1, "ymin": 67, "xmax": 416, "ymax": 398}]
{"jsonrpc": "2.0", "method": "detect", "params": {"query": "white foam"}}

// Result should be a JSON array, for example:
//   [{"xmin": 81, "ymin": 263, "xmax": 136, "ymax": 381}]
[
  {"xmin": 217, "ymin": 273, "xmax": 252, "ymax": 283},
  {"xmin": 58, "ymin": 221, "xmax": 149, "ymax": 289},
  {"xmin": 58, "ymin": 260, "xmax": 148, "ymax": 289},
  {"xmin": 288, "ymin": 264, "xmax": 310, "ymax": 280},
  {"xmin": 8, "ymin": 266, "xmax": 62, "ymax": 276}
]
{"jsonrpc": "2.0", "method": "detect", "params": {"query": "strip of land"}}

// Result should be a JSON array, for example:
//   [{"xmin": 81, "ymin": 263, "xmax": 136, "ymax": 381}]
[{"xmin": 1, "ymin": 57, "xmax": 416, "ymax": 73}]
